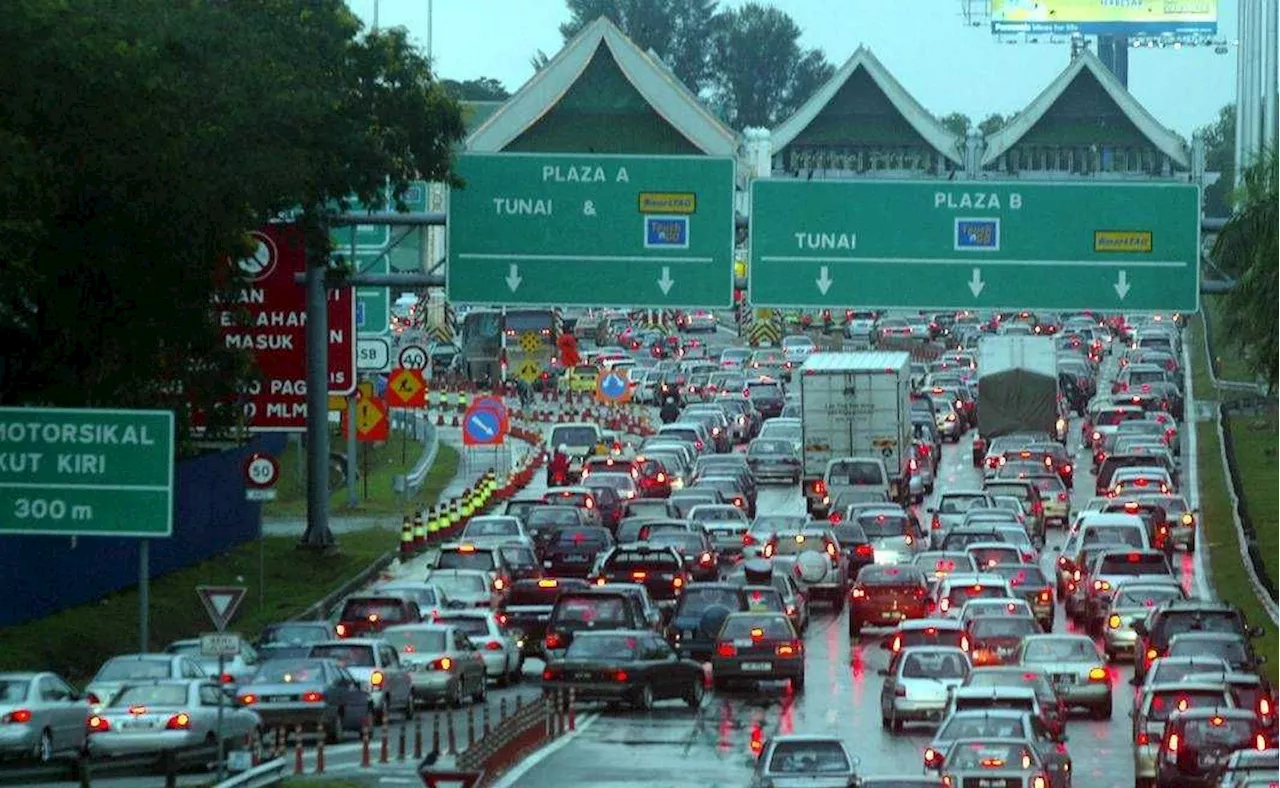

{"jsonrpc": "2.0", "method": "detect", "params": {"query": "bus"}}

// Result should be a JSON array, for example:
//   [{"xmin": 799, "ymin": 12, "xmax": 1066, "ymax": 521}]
[{"xmin": 458, "ymin": 308, "xmax": 561, "ymax": 388}]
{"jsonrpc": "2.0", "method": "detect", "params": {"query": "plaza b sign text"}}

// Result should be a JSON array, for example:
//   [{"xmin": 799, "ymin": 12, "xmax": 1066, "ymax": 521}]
[
  {"xmin": 0, "ymin": 408, "xmax": 174, "ymax": 538},
  {"xmin": 749, "ymin": 180, "xmax": 1199, "ymax": 313}
]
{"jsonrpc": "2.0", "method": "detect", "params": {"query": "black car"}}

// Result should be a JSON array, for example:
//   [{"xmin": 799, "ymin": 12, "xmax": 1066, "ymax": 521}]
[
  {"xmin": 497, "ymin": 578, "xmax": 590, "ymax": 658},
  {"xmin": 1134, "ymin": 600, "xmax": 1265, "ymax": 682},
  {"xmin": 829, "ymin": 521, "xmax": 876, "ymax": 579},
  {"xmin": 592, "ymin": 544, "xmax": 692, "ymax": 607},
  {"xmin": 542, "ymin": 526, "xmax": 614, "ymax": 578},
  {"xmin": 543, "ymin": 588, "xmax": 659, "ymax": 659},
  {"xmin": 541, "ymin": 629, "xmax": 705, "ymax": 710},
  {"xmin": 667, "ymin": 583, "xmax": 759, "ymax": 660},
  {"xmin": 583, "ymin": 483, "xmax": 625, "ymax": 531},
  {"xmin": 745, "ymin": 381, "xmax": 785, "ymax": 419},
  {"xmin": 498, "ymin": 543, "xmax": 542, "ymax": 583},
  {"xmin": 647, "ymin": 530, "xmax": 719, "ymax": 582}
]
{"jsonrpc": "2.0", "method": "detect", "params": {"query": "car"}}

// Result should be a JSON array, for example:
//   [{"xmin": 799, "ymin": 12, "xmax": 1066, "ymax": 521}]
[
  {"xmin": 306, "ymin": 639, "xmax": 414, "ymax": 723},
  {"xmin": 1167, "ymin": 632, "xmax": 1265, "ymax": 674},
  {"xmin": 433, "ymin": 610, "xmax": 522, "ymax": 686},
  {"xmin": 924, "ymin": 709, "xmax": 1070, "ymax": 786},
  {"xmin": 931, "ymin": 573, "xmax": 1015, "ymax": 618},
  {"xmin": 86, "ymin": 680, "xmax": 260, "ymax": 762},
  {"xmin": 723, "ymin": 559, "xmax": 810, "ymax": 634},
  {"xmin": 255, "ymin": 623, "xmax": 336, "ymax": 662},
  {"xmin": 1016, "ymin": 634, "xmax": 1113, "ymax": 719},
  {"xmin": 430, "ymin": 543, "xmax": 513, "ymax": 600},
  {"xmin": 667, "ymin": 583, "xmax": 769, "ymax": 660},
  {"xmin": 1178, "ymin": 670, "xmax": 1277, "ymax": 731},
  {"xmin": 1155, "ymin": 708, "xmax": 1269, "ymax": 788},
  {"xmin": 647, "ymin": 529, "xmax": 719, "ymax": 582},
  {"xmin": 882, "ymin": 619, "xmax": 971, "ymax": 669},
  {"xmin": 962, "ymin": 666, "xmax": 1068, "ymax": 739},
  {"xmin": 235, "ymin": 658, "xmax": 371, "ymax": 741},
  {"xmin": 1137, "ymin": 655, "xmax": 1236, "ymax": 698},
  {"xmin": 935, "ymin": 738, "xmax": 1054, "ymax": 788},
  {"xmin": 912, "ymin": 551, "xmax": 979, "ymax": 584},
  {"xmin": 986, "ymin": 563, "xmax": 1056, "ymax": 631},
  {"xmin": 762, "ymin": 528, "xmax": 850, "ymax": 608},
  {"xmin": 748, "ymin": 734, "xmax": 862, "ymax": 788},
  {"xmin": 424, "ymin": 569, "xmax": 499, "ymax": 609},
  {"xmin": 542, "ymin": 630, "xmax": 705, "ymax": 710},
  {"xmin": 592, "ymin": 544, "xmax": 691, "ymax": 608},
  {"xmin": 497, "ymin": 577, "xmax": 590, "ymax": 659},
  {"xmin": 370, "ymin": 581, "xmax": 450, "ymax": 621},
  {"xmin": 1134, "ymin": 600, "xmax": 1265, "ymax": 682},
  {"xmin": 380, "ymin": 625, "xmax": 488, "ymax": 708},
  {"xmin": 459, "ymin": 516, "xmax": 530, "ymax": 550},
  {"xmin": 1130, "ymin": 680, "xmax": 1237, "ymax": 785},
  {"xmin": 709, "ymin": 612, "xmax": 805, "ymax": 691},
  {"xmin": 160, "ymin": 638, "xmax": 260, "ymax": 687},
  {"xmin": 878, "ymin": 646, "xmax": 971, "ymax": 731},
  {"xmin": 85, "ymin": 655, "xmax": 208, "ymax": 711},
  {"xmin": 559, "ymin": 363, "xmax": 600, "ymax": 394},
  {"xmin": 543, "ymin": 587, "xmax": 661, "ymax": 660},
  {"xmin": 966, "ymin": 615, "xmax": 1043, "ymax": 667},
  {"xmin": 956, "ymin": 598, "xmax": 1037, "ymax": 631},
  {"xmin": 848, "ymin": 563, "xmax": 930, "ymax": 637},
  {"xmin": 849, "ymin": 506, "xmax": 927, "ymax": 565},
  {"xmin": 541, "ymin": 526, "xmax": 614, "ymax": 578},
  {"xmin": 745, "ymin": 438, "xmax": 802, "ymax": 485},
  {"xmin": 1215, "ymin": 747, "xmax": 1280, "ymax": 787},
  {"xmin": 0, "ymin": 672, "xmax": 90, "ymax": 764},
  {"xmin": 1100, "ymin": 580, "xmax": 1187, "ymax": 661}
]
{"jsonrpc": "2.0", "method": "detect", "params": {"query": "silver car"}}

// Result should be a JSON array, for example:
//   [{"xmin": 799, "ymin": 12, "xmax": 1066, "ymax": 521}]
[
  {"xmin": 927, "ymin": 491, "xmax": 995, "ymax": 549},
  {"xmin": 433, "ymin": 611, "xmax": 522, "ymax": 685},
  {"xmin": 381, "ymin": 625, "xmax": 488, "ymax": 707},
  {"xmin": 749, "ymin": 734, "xmax": 861, "ymax": 788},
  {"xmin": 163, "ymin": 637, "xmax": 261, "ymax": 685},
  {"xmin": 86, "ymin": 654, "xmax": 207, "ymax": 711},
  {"xmin": 307, "ymin": 640, "xmax": 414, "ymax": 723},
  {"xmin": 878, "ymin": 646, "xmax": 971, "ymax": 731},
  {"xmin": 937, "ymin": 737, "xmax": 1053, "ymax": 788},
  {"xmin": 1016, "ymin": 634, "xmax": 1113, "ymax": 719},
  {"xmin": 459, "ymin": 516, "xmax": 531, "ymax": 550},
  {"xmin": 425, "ymin": 569, "xmax": 498, "ymax": 609},
  {"xmin": 1099, "ymin": 579, "xmax": 1186, "ymax": 661},
  {"xmin": 86, "ymin": 680, "xmax": 259, "ymax": 761},
  {"xmin": 0, "ymin": 672, "xmax": 89, "ymax": 763}
]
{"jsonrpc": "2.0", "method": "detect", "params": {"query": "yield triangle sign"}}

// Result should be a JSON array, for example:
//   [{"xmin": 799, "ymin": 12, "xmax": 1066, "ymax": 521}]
[
  {"xmin": 419, "ymin": 768, "xmax": 484, "ymax": 788},
  {"xmin": 196, "ymin": 585, "xmax": 247, "ymax": 632}
]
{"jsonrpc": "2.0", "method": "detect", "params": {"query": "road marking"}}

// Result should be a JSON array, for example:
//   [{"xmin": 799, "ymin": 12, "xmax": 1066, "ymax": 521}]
[{"xmin": 488, "ymin": 712, "xmax": 601, "ymax": 788}]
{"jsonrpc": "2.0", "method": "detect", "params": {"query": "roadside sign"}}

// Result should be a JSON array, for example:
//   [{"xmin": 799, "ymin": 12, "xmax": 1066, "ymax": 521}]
[
  {"xmin": 196, "ymin": 586, "xmax": 247, "ymax": 632},
  {"xmin": 461, "ymin": 397, "xmax": 509, "ymax": 447},
  {"xmin": 0, "ymin": 408, "xmax": 174, "ymax": 538},
  {"xmin": 200, "ymin": 632, "xmax": 241, "ymax": 658},
  {"xmin": 419, "ymin": 769, "xmax": 485, "ymax": 788},
  {"xmin": 514, "ymin": 359, "xmax": 542, "ymax": 384},
  {"xmin": 354, "ymin": 396, "xmax": 390, "ymax": 442},
  {"xmin": 749, "ymin": 180, "xmax": 1200, "ymax": 311},
  {"xmin": 386, "ymin": 368, "xmax": 427, "ymax": 408},
  {"xmin": 336, "ymin": 182, "xmax": 429, "ymax": 337},
  {"xmin": 595, "ymin": 369, "xmax": 633, "ymax": 404},
  {"xmin": 398, "ymin": 344, "xmax": 429, "ymax": 370},
  {"xmin": 448, "ymin": 154, "xmax": 736, "ymax": 308},
  {"xmin": 357, "ymin": 337, "xmax": 391, "ymax": 371},
  {"xmin": 243, "ymin": 452, "xmax": 279, "ymax": 502},
  {"xmin": 210, "ymin": 223, "xmax": 356, "ymax": 432}
]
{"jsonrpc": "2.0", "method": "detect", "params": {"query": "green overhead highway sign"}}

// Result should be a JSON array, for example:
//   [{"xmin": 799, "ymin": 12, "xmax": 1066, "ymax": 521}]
[
  {"xmin": 0, "ymin": 408, "xmax": 174, "ymax": 538},
  {"xmin": 334, "ymin": 182, "xmax": 430, "ymax": 335},
  {"xmin": 749, "ymin": 180, "xmax": 1200, "ymax": 312},
  {"xmin": 448, "ymin": 153, "xmax": 735, "ymax": 307}
]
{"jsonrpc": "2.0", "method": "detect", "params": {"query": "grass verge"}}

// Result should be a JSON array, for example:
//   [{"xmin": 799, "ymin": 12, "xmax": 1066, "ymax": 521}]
[
  {"xmin": 1230, "ymin": 414, "xmax": 1279, "ymax": 594},
  {"xmin": 1203, "ymin": 294, "xmax": 1257, "ymax": 383},
  {"xmin": 0, "ymin": 445, "xmax": 462, "ymax": 686},
  {"xmin": 266, "ymin": 431, "xmax": 457, "ymax": 517}
]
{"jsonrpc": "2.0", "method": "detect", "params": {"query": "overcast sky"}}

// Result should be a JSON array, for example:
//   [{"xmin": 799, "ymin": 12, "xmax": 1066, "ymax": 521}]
[{"xmin": 351, "ymin": 0, "xmax": 1239, "ymax": 136}]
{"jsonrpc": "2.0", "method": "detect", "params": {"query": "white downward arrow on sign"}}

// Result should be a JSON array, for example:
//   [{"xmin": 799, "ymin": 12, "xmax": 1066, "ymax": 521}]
[
  {"xmin": 505, "ymin": 264, "xmax": 522, "ymax": 292},
  {"xmin": 657, "ymin": 267, "xmax": 674, "ymax": 295},
  {"xmin": 967, "ymin": 268, "xmax": 985, "ymax": 297},
  {"xmin": 816, "ymin": 266, "xmax": 833, "ymax": 295},
  {"xmin": 1114, "ymin": 270, "xmax": 1131, "ymax": 300}
]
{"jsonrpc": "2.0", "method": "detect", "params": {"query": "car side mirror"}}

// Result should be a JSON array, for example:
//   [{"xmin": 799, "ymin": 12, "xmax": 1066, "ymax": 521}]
[
  {"xmin": 447, "ymin": 600, "xmax": 466, "ymax": 609},
  {"xmin": 879, "ymin": 639, "xmax": 892, "ymax": 651},
  {"xmin": 1051, "ymin": 545, "xmax": 1061, "ymax": 552},
  {"xmin": 1132, "ymin": 621, "xmax": 1147, "ymax": 636},
  {"xmin": 876, "ymin": 668, "xmax": 889, "ymax": 676}
]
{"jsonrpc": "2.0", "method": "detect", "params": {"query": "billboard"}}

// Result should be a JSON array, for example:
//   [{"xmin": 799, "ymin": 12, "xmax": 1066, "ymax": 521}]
[{"xmin": 991, "ymin": 0, "xmax": 1218, "ymax": 36}]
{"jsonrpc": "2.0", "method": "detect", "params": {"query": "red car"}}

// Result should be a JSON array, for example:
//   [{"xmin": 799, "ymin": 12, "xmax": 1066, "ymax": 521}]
[{"xmin": 848, "ymin": 564, "xmax": 930, "ymax": 637}]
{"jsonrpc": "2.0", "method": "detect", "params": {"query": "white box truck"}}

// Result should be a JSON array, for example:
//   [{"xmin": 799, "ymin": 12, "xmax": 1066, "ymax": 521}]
[{"xmin": 799, "ymin": 352, "xmax": 918, "ymax": 516}]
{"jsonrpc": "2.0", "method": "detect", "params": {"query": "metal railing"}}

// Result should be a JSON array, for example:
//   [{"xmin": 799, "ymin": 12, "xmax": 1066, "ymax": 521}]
[
  {"xmin": 392, "ymin": 410, "xmax": 440, "ymax": 495},
  {"xmin": 213, "ymin": 757, "xmax": 289, "ymax": 788},
  {"xmin": 419, "ymin": 690, "xmax": 571, "ymax": 787}
]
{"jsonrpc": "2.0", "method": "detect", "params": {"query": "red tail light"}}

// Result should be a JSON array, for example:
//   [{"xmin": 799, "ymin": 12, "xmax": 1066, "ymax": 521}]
[
  {"xmin": 239, "ymin": 694, "xmax": 257, "ymax": 705},
  {"xmin": 891, "ymin": 635, "xmax": 902, "ymax": 653},
  {"xmin": 851, "ymin": 586, "xmax": 867, "ymax": 599},
  {"xmin": 812, "ymin": 480, "xmax": 827, "ymax": 496},
  {"xmin": 485, "ymin": 641, "xmax": 503, "ymax": 651},
  {"xmin": 775, "ymin": 641, "xmax": 802, "ymax": 657},
  {"xmin": 1137, "ymin": 731, "xmax": 1149, "ymax": 745},
  {"xmin": 1039, "ymin": 590, "xmax": 1051, "ymax": 603},
  {"xmin": 960, "ymin": 634, "xmax": 971, "ymax": 652},
  {"xmin": 335, "ymin": 624, "xmax": 347, "ymax": 637},
  {"xmin": 302, "ymin": 692, "xmax": 324, "ymax": 703},
  {"xmin": 2, "ymin": 709, "xmax": 31, "ymax": 724},
  {"xmin": 855, "ymin": 543, "xmax": 874, "ymax": 558},
  {"xmin": 541, "ymin": 667, "xmax": 558, "ymax": 681},
  {"xmin": 742, "ymin": 533, "xmax": 757, "ymax": 546},
  {"xmin": 496, "ymin": 612, "xmax": 509, "ymax": 626},
  {"xmin": 219, "ymin": 673, "xmax": 234, "ymax": 684},
  {"xmin": 1165, "ymin": 732, "xmax": 1179, "ymax": 754},
  {"xmin": 165, "ymin": 713, "xmax": 191, "ymax": 730},
  {"xmin": 924, "ymin": 747, "xmax": 942, "ymax": 767},
  {"xmin": 931, "ymin": 515, "xmax": 942, "ymax": 531},
  {"xmin": 431, "ymin": 657, "xmax": 454, "ymax": 671},
  {"xmin": 763, "ymin": 543, "xmax": 775, "ymax": 558},
  {"xmin": 86, "ymin": 716, "xmax": 110, "ymax": 733},
  {"xmin": 545, "ymin": 632, "xmax": 565, "ymax": 650},
  {"xmin": 825, "ymin": 541, "xmax": 838, "ymax": 558},
  {"xmin": 613, "ymin": 670, "xmax": 629, "ymax": 682},
  {"xmin": 1256, "ymin": 733, "xmax": 1268, "ymax": 751},
  {"xmin": 716, "ymin": 642, "xmax": 736, "ymax": 658},
  {"xmin": 829, "ymin": 511, "xmax": 843, "ymax": 524}
]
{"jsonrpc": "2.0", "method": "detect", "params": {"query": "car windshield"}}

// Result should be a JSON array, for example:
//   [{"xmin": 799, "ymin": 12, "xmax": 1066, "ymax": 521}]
[
  {"xmin": 767, "ymin": 740, "xmax": 850, "ymax": 774},
  {"xmin": 528, "ymin": 509, "xmax": 582, "ymax": 527},
  {"xmin": 1169, "ymin": 637, "xmax": 1247, "ymax": 664},
  {"xmin": 465, "ymin": 520, "xmax": 519, "ymax": 537},
  {"xmin": 553, "ymin": 597, "xmax": 628, "ymax": 626},
  {"xmin": 1098, "ymin": 554, "xmax": 1170, "ymax": 575},
  {"xmin": 309, "ymin": 644, "xmax": 376, "ymax": 668},
  {"xmin": 251, "ymin": 660, "xmax": 328, "ymax": 683},
  {"xmin": 829, "ymin": 460, "xmax": 884, "ymax": 485},
  {"xmin": 550, "ymin": 426, "xmax": 599, "ymax": 446},
  {"xmin": 857, "ymin": 513, "xmax": 908, "ymax": 538},
  {"xmin": 965, "ymin": 670, "xmax": 1053, "ymax": 699},
  {"xmin": 1182, "ymin": 717, "xmax": 1255, "ymax": 748},
  {"xmin": 499, "ymin": 546, "xmax": 536, "ymax": 568},
  {"xmin": 649, "ymin": 533, "xmax": 702, "ymax": 552},
  {"xmin": 96, "ymin": 659, "xmax": 173, "ymax": 681},
  {"xmin": 260, "ymin": 625, "xmax": 330, "ymax": 645},
  {"xmin": 436, "ymin": 551, "xmax": 495, "ymax": 572},
  {"xmin": 110, "ymin": 684, "xmax": 187, "ymax": 708},
  {"xmin": 1082, "ymin": 526, "xmax": 1145, "ymax": 548},
  {"xmin": 430, "ymin": 574, "xmax": 487, "ymax": 596},
  {"xmin": 382, "ymin": 630, "xmax": 448, "ymax": 654},
  {"xmin": 1115, "ymin": 586, "xmax": 1182, "ymax": 608},
  {"xmin": 948, "ymin": 585, "xmax": 1006, "ymax": 604},
  {"xmin": 749, "ymin": 440, "xmax": 794, "ymax": 456},
  {"xmin": 772, "ymin": 534, "xmax": 827, "ymax": 555},
  {"xmin": 989, "ymin": 565, "xmax": 1049, "ymax": 587},
  {"xmin": 1022, "ymin": 639, "xmax": 1096, "ymax": 662},
  {"xmin": 831, "ymin": 524, "xmax": 869, "ymax": 546},
  {"xmin": 720, "ymin": 616, "xmax": 792, "ymax": 639},
  {"xmin": 553, "ymin": 529, "xmax": 611, "ymax": 548},
  {"xmin": 565, "ymin": 634, "xmax": 642, "ymax": 660},
  {"xmin": 858, "ymin": 565, "xmax": 922, "ymax": 586},
  {"xmin": 677, "ymin": 587, "xmax": 742, "ymax": 616},
  {"xmin": 1166, "ymin": 612, "xmax": 1246, "ymax": 637},
  {"xmin": 902, "ymin": 651, "xmax": 969, "ymax": 679},
  {"xmin": 341, "ymin": 599, "xmax": 407, "ymax": 621},
  {"xmin": 691, "ymin": 507, "xmax": 746, "ymax": 524},
  {"xmin": 1146, "ymin": 690, "xmax": 1228, "ymax": 722},
  {"xmin": 607, "ymin": 550, "xmax": 679, "ymax": 568},
  {"xmin": 971, "ymin": 617, "xmax": 1040, "ymax": 638},
  {"xmin": 435, "ymin": 617, "xmax": 489, "ymax": 637},
  {"xmin": 945, "ymin": 742, "xmax": 1036, "ymax": 771},
  {"xmin": 0, "ymin": 680, "xmax": 27, "ymax": 702},
  {"xmin": 939, "ymin": 715, "xmax": 1026, "ymax": 740}
]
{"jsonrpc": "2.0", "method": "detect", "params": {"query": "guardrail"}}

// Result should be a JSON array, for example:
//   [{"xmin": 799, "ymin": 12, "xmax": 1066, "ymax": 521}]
[
  {"xmin": 391, "ymin": 410, "xmax": 439, "ymax": 495},
  {"xmin": 213, "ymin": 757, "xmax": 289, "ymax": 788},
  {"xmin": 0, "ymin": 753, "xmax": 156, "ymax": 786},
  {"xmin": 422, "ymin": 690, "xmax": 570, "ymax": 787}
]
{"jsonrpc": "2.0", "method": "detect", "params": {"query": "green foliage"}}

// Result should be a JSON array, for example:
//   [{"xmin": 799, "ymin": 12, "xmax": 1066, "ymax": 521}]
[
  {"xmin": 0, "ymin": 0, "xmax": 464, "ymax": 454},
  {"xmin": 977, "ymin": 113, "xmax": 1009, "ymax": 136},
  {"xmin": 560, "ymin": 0, "xmax": 720, "ymax": 93},
  {"xmin": 443, "ymin": 77, "xmax": 511, "ymax": 101},
  {"xmin": 1211, "ymin": 148, "xmax": 1278, "ymax": 389},
  {"xmin": 939, "ymin": 112, "xmax": 972, "ymax": 137},
  {"xmin": 1197, "ymin": 103, "xmax": 1236, "ymax": 218}
]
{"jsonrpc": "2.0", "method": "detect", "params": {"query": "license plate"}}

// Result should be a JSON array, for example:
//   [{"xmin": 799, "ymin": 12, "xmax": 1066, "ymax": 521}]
[
  {"xmin": 741, "ymin": 662, "xmax": 772, "ymax": 672},
  {"xmin": 573, "ymin": 672, "xmax": 593, "ymax": 680},
  {"xmin": 269, "ymin": 695, "xmax": 295, "ymax": 702},
  {"xmin": 121, "ymin": 719, "xmax": 156, "ymax": 730},
  {"xmin": 565, "ymin": 554, "xmax": 589, "ymax": 562},
  {"xmin": 880, "ymin": 610, "xmax": 905, "ymax": 620},
  {"xmin": 684, "ymin": 630, "xmax": 696, "ymax": 640},
  {"xmin": 1052, "ymin": 673, "xmax": 1077, "ymax": 685},
  {"xmin": 733, "ymin": 638, "xmax": 754, "ymax": 648}
]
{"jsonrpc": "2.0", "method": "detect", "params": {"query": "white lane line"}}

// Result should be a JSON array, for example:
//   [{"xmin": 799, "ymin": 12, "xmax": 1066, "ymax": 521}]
[{"xmin": 488, "ymin": 712, "xmax": 601, "ymax": 788}]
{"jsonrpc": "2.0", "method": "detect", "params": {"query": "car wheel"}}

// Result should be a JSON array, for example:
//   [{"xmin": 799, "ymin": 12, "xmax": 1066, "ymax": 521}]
[
  {"xmin": 831, "ymin": 592, "xmax": 845, "ymax": 613},
  {"xmin": 325, "ymin": 712, "xmax": 342, "ymax": 744},
  {"xmin": 448, "ymin": 680, "xmax": 464, "ymax": 709},
  {"xmin": 35, "ymin": 729, "xmax": 53, "ymax": 763},
  {"xmin": 471, "ymin": 675, "xmax": 487, "ymax": 704},
  {"xmin": 634, "ymin": 684, "xmax": 654, "ymax": 711},
  {"xmin": 1093, "ymin": 699, "xmax": 1112, "ymax": 720},
  {"xmin": 403, "ymin": 692, "xmax": 415, "ymax": 720},
  {"xmin": 792, "ymin": 672, "xmax": 805, "ymax": 692},
  {"xmin": 848, "ymin": 618, "xmax": 862, "ymax": 637},
  {"xmin": 374, "ymin": 699, "xmax": 391, "ymax": 725},
  {"xmin": 683, "ymin": 678, "xmax": 704, "ymax": 709}
]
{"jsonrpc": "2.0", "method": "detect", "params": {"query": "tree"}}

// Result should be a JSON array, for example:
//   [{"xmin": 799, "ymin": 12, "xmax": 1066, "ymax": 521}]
[
  {"xmin": 1210, "ymin": 148, "xmax": 1277, "ymax": 388},
  {"xmin": 939, "ymin": 112, "xmax": 972, "ymax": 137},
  {"xmin": 0, "ymin": 3, "xmax": 464, "ymax": 467},
  {"xmin": 1197, "ymin": 103, "xmax": 1235, "ymax": 218},
  {"xmin": 442, "ymin": 77, "xmax": 510, "ymax": 101},
  {"xmin": 977, "ymin": 113, "xmax": 1009, "ymax": 136},
  {"xmin": 707, "ymin": 3, "xmax": 834, "ymax": 130},
  {"xmin": 559, "ymin": 0, "xmax": 719, "ymax": 93},
  {"xmin": 530, "ymin": 49, "xmax": 552, "ymax": 72}
]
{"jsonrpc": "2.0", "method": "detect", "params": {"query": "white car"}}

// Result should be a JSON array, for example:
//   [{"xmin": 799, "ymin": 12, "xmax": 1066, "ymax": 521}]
[
  {"xmin": 87, "ymin": 680, "xmax": 260, "ymax": 759},
  {"xmin": 459, "ymin": 516, "xmax": 532, "ymax": 550},
  {"xmin": 433, "ymin": 611, "xmax": 522, "ymax": 686},
  {"xmin": 719, "ymin": 348, "xmax": 751, "ymax": 371},
  {"xmin": 781, "ymin": 336, "xmax": 816, "ymax": 366},
  {"xmin": 878, "ymin": 646, "xmax": 971, "ymax": 731}
]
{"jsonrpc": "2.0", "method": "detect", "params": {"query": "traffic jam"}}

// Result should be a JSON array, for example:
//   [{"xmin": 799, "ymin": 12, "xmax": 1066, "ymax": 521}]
[{"xmin": 1, "ymin": 308, "xmax": 1276, "ymax": 788}]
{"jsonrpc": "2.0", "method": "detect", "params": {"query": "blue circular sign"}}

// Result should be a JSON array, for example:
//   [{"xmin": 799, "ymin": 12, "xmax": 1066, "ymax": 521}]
[
  {"xmin": 600, "ymin": 372, "xmax": 628, "ymax": 401},
  {"xmin": 464, "ymin": 409, "xmax": 501, "ymax": 444}
]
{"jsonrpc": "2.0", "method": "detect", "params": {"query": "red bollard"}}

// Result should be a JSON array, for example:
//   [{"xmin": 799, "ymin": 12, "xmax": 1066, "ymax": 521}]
[
  {"xmin": 314, "ymin": 728, "xmax": 325, "ymax": 774},
  {"xmin": 293, "ymin": 724, "xmax": 304, "ymax": 775},
  {"xmin": 414, "ymin": 714, "xmax": 423, "ymax": 759},
  {"xmin": 380, "ymin": 718, "xmax": 390, "ymax": 763},
  {"xmin": 568, "ymin": 688, "xmax": 576, "ymax": 731},
  {"xmin": 360, "ymin": 722, "xmax": 371, "ymax": 768},
  {"xmin": 446, "ymin": 710, "xmax": 457, "ymax": 755},
  {"xmin": 398, "ymin": 720, "xmax": 406, "ymax": 761},
  {"xmin": 466, "ymin": 706, "xmax": 476, "ymax": 749},
  {"xmin": 274, "ymin": 727, "xmax": 285, "ymax": 758},
  {"xmin": 483, "ymin": 702, "xmax": 491, "ymax": 737}
]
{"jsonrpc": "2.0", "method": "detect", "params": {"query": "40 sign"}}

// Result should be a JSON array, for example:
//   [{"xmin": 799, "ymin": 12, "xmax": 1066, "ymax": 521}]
[{"xmin": 213, "ymin": 223, "xmax": 356, "ymax": 431}]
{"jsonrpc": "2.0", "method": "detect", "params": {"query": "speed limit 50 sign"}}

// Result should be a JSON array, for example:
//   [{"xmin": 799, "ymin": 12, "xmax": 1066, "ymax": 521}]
[{"xmin": 244, "ymin": 452, "xmax": 279, "ymax": 501}]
